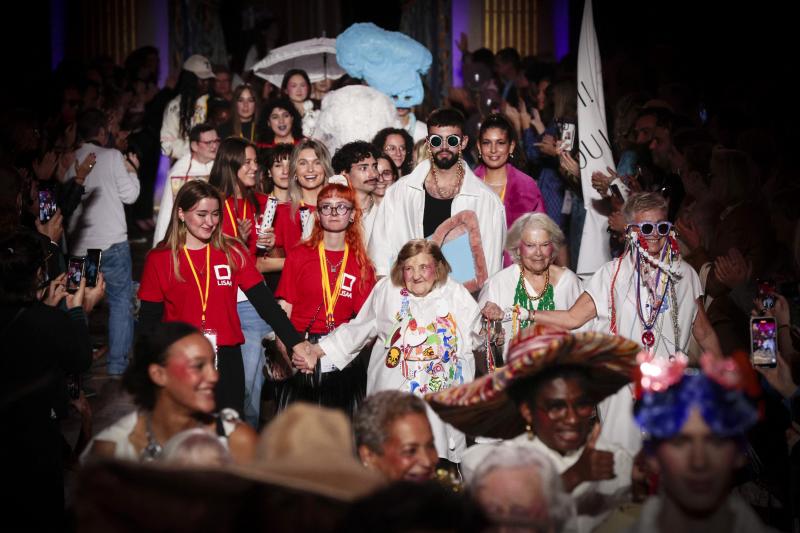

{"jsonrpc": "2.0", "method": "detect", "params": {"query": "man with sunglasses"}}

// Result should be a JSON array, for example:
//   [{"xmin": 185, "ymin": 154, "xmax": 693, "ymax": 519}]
[
  {"xmin": 532, "ymin": 192, "xmax": 722, "ymax": 464},
  {"xmin": 369, "ymin": 108, "xmax": 506, "ymax": 280}
]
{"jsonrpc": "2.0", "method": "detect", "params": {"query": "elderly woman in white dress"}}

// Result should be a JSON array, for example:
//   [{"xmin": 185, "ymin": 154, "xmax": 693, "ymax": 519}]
[
  {"xmin": 479, "ymin": 212, "xmax": 585, "ymax": 360},
  {"xmin": 292, "ymin": 239, "xmax": 481, "ymax": 463}
]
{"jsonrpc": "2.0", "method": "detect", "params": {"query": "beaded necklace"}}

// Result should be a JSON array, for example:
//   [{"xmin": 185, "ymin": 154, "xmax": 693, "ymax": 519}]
[{"xmin": 512, "ymin": 267, "xmax": 555, "ymax": 336}]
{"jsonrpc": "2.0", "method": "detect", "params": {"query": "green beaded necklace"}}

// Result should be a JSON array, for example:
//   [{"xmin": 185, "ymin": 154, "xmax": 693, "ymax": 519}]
[{"xmin": 513, "ymin": 267, "xmax": 555, "ymax": 330}]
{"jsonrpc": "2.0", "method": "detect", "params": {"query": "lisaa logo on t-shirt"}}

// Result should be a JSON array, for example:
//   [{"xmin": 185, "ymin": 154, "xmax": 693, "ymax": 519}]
[
  {"xmin": 214, "ymin": 264, "xmax": 233, "ymax": 287},
  {"xmin": 340, "ymin": 273, "xmax": 356, "ymax": 299}
]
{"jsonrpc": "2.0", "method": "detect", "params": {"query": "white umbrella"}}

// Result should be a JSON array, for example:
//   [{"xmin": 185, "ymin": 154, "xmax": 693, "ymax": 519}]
[{"xmin": 252, "ymin": 37, "xmax": 345, "ymax": 87}]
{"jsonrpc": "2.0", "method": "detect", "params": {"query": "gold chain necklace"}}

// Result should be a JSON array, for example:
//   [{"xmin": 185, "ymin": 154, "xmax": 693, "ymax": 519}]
[
  {"xmin": 520, "ymin": 267, "xmax": 550, "ymax": 301},
  {"xmin": 429, "ymin": 157, "xmax": 465, "ymax": 199}
]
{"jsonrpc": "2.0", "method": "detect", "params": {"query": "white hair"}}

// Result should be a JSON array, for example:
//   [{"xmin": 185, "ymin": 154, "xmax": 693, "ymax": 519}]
[
  {"xmin": 467, "ymin": 444, "xmax": 574, "ymax": 532},
  {"xmin": 505, "ymin": 212, "xmax": 565, "ymax": 262},
  {"xmin": 160, "ymin": 428, "xmax": 232, "ymax": 467}
]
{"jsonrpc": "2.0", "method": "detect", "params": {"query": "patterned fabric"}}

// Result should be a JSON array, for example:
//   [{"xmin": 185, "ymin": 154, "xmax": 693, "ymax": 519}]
[{"xmin": 426, "ymin": 325, "xmax": 640, "ymax": 439}]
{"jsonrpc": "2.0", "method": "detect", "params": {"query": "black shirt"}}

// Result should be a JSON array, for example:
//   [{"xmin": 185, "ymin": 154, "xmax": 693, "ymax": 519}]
[{"xmin": 423, "ymin": 187, "xmax": 453, "ymax": 237}]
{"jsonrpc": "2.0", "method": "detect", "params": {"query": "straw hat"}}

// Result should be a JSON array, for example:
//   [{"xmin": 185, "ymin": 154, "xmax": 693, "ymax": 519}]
[
  {"xmin": 426, "ymin": 326, "xmax": 640, "ymax": 439},
  {"xmin": 232, "ymin": 403, "xmax": 385, "ymax": 501}
]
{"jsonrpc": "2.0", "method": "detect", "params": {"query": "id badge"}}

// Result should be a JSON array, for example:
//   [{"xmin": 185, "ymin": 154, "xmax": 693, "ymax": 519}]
[{"xmin": 203, "ymin": 328, "xmax": 219, "ymax": 369}]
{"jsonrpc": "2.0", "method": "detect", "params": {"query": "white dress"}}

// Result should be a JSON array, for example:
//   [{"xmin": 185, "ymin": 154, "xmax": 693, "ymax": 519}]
[
  {"xmin": 318, "ymin": 277, "xmax": 482, "ymax": 462},
  {"xmin": 477, "ymin": 264, "xmax": 585, "ymax": 359}
]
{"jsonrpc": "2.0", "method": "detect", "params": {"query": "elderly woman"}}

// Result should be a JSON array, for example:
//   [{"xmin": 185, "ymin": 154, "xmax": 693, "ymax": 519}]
[
  {"xmin": 83, "ymin": 322, "xmax": 257, "ymax": 464},
  {"xmin": 293, "ymin": 239, "xmax": 481, "ymax": 462},
  {"xmin": 479, "ymin": 212, "xmax": 584, "ymax": 359},
  {"xmin": 354, "ymin": 390, "xmax": 438, "ymax": 482},
  {"xmin": 533, "ymin": 192, "xmax": 723, "ymax": 468},
  {"xmin": 466, "ymin": 445, "xmax": 574, "ymax": 532}
]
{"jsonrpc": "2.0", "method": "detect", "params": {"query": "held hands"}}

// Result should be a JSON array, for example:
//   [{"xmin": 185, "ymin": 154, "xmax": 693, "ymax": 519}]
[{"xmin": 291, "ymin": 341, "xmax": 324, "ymax": 374}]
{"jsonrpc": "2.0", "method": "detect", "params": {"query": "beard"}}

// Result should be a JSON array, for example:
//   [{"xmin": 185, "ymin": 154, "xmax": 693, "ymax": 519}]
[{"xmin": 433, "ymin": 150, "xmax": 459, "ymax": 170}]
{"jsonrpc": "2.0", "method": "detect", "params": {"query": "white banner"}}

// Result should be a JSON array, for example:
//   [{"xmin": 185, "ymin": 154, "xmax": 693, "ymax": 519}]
[{"xmin": 576, "ymin": 0, "xmax": 613, "ymax": 277}]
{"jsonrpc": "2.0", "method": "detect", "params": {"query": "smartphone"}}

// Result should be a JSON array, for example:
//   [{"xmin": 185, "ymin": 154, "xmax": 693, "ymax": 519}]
[
  {"xmin": 84, "ymin": 249, "xmax": 102, "ymax": 287},
  {"xmin": 750, "ymin": 316, "xmax": 778, "ymax": 368},
  {"xmin": 66, "ymin": 256, "xmax": 86, "ymax": 293},
  {"xmin": 38, "ymin": 188, "xmax": 57, "ymax": 223},
  {"xmin": 559, "ymin": 122, "xmax": 576, "ymax": 152},
  {"xmin": 757, "ymin": 279, "xmax": 776, "ymax": 310}
]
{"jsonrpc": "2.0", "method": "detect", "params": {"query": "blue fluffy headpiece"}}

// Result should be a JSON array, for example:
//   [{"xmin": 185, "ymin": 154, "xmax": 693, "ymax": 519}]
[{"xmin": 336, "ymin": 23, "xmax": 432, "ymax": 108}]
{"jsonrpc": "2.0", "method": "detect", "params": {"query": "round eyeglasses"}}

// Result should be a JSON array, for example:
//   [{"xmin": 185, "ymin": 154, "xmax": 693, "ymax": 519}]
[
  {"xmin": 428, "ymin": 134, "xmax": 462, "ymax": 148},
  {"xmin": 318, "ymin": 203, "xmax": 353, "ymax": 216}
]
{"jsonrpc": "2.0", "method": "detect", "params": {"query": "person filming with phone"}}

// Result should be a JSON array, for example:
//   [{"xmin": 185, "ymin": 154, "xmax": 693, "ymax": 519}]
[{"xmin": 64, "ymin": 108, "xmax": 140, "ymax": 378}]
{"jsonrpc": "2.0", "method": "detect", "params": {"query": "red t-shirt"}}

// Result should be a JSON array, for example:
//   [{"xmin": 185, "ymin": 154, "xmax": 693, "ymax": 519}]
[
  {"xmin": 220, "ymin": 193, "xmax": 269, "ymax": 258},
  {"xmin": 138, "ymin": 245, "xmax": 264, "ymax": 346},
  {"xmin": 275, "ymin": 243, "xmax": 376, "ymax": 334},
  {"xmin": 273, "ymin": 203, "xmax": 316, "ymax": 257}
]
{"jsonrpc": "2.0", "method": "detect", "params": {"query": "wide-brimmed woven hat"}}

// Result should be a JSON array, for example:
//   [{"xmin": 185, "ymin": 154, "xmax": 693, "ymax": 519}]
[
  {"xmin": 232, "ymin": 403, "xmax": 385, "ymax": 501},
  {"xmin": 426, "ymin": 326, "xmax": 640, "ymax": 439}
]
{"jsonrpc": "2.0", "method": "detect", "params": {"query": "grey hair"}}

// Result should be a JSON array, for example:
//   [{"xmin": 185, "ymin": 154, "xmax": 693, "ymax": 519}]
[
  {"xmin": 160, "ymin": 428, "xmax": 231, "ymax": 467},
  {"xmin": 467, "ymin": 445, "xmax": 575, "ymax": 532},
  {"xmin": 354, "ymin": 391, "xmax": 429, "ymax": 453},
  {"xmin": 505, "ymin": 212, "xmax": 565, "ymax": 262},
  {"xmin": 622, "ymin": 192, "xmax": 668, "ymax": 223}
]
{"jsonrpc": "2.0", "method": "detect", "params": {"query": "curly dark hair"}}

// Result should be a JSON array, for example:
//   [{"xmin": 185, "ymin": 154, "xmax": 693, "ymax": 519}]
[
  {"xmin": 123, "ymin": 322, "xmax": 200, "ymax": 410},
  {"xmin": 372, "ymin": 128, "xmax": 414, "ymax": 175},
  {"xmin": 332, "ymin": 141, "xmax": 381, "ymax": 174},
  {"xmin": 174, "ymin": 70, "xmax": 203, "ymax": 139}
]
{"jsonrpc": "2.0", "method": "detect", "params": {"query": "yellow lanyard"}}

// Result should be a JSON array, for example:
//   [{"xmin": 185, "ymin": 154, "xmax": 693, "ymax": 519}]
[
  {"xmin": 318, "ymin": 242, "xmax": 349, "ymax": 330},
  {"xmin": 225, "ymin": 198, "xmax": 247, "ymax": 239},
  {"xmin": 183, "ymin": 244, "xmax": 210, "ymax": 325}
]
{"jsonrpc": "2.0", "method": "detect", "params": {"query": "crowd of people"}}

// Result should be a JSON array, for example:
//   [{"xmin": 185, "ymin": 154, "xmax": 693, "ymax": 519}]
[{"xmin": 0, "ymin": 23, "xmax": 798, "ymax": 533}]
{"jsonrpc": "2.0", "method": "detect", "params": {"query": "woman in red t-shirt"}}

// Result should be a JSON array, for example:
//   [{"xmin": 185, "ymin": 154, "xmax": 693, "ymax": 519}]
[
  {"xmin": 275, "ymin": 183, "xmax": 376, "ymax": 417},
  {"xmin": 208, "ymin": 137, "xmax": 277, "ymax": 427},
  {"xmin": 138, "ymin": 180, "xmax": 307, "ymax": 416}
]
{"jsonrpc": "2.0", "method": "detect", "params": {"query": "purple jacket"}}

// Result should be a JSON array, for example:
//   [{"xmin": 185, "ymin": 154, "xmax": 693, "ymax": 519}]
[{"xmin": 474, "ymin": 163, "xmax": 545, "ymax": 228}]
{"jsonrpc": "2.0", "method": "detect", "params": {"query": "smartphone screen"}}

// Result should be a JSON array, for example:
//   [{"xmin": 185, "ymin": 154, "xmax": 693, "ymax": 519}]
[
  {"xmin": 750, "ymin": 316, "xmax": 778, "ymax": 367},
  {"xmin": 559, "ymin": 122, "xmax": 576, "ymax": 152},
  {"xmin": 66, "ymin": 257, "xmax": 85, "ymax": 293},
  {"xmin": 84, "ymin": 249, "xmax": 102, "ymax": 287},
  {"xmin": 38, "ymin": 189, "xmax": 57, "ymax": 223}
]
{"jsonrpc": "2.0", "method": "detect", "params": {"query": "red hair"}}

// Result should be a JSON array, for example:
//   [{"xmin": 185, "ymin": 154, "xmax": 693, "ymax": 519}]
[{"xmin": 305, "ymin": 183, "xmax": 374, "ymax": 288}]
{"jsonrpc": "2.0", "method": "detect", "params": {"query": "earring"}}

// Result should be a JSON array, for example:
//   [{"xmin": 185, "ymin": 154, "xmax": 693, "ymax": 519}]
[
  {"xmin": 510, "ymin": 152, "xmax": 515, "ymax": 159},
  {"xmin": 526, "ymin": 424, "xmax": 534, "ymax": 441}
]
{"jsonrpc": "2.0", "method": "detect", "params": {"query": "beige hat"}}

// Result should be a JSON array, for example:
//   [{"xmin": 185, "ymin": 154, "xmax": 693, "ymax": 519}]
[
  {"xmin": 182, "ymin": 54, "xmax": 215, "ymax": 79},
  {"xmin": 232, "ymin": 403, "xmax": 385, "ymax": 501}
]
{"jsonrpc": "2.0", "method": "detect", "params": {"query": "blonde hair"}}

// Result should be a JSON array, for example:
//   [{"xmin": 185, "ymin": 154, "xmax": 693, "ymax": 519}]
[
  {"xmin": 158, "ymin": 180, "xmax": 246, "ymax": 282},
  {"xmin": 505, "ymin": 213, "xmax": 565, "ymax": 262},
  {"xmin": 287, "ymin": 139, "xmax": 333, "ymax": 217},
  {"xmin": 389, "ymin": 240, "xmax": 451, "ymax": 288}
]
